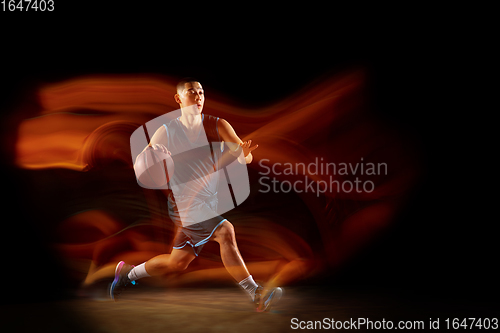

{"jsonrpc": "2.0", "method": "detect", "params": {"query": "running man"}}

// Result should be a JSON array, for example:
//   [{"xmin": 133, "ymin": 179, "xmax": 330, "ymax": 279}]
[{"xmin": 110, "ymin": 78, "xmax": 282, "ymax": 312}]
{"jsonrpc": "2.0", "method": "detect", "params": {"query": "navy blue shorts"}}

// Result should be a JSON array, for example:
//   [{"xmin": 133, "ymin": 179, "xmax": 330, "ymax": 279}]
[
  {"xmin": 168, "ymin": 192, "xmax": 226, "ymax": 256},
  {"xmin": 171, "ymin": 217, "xmax": 226, "ymax": 256}
]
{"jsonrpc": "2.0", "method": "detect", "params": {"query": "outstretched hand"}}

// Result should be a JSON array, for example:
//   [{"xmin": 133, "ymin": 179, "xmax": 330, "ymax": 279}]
[{"xmin": 240, "ymin": 140, "xmax": 258, "ymax": 157}]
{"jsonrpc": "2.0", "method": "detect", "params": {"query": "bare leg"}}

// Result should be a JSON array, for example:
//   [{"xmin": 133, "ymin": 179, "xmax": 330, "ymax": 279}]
[
  {"xmin": 144, "ymin": 247, "xmax": 196, "ymax": 276},
  {"xmin": 211, "ymin": 220, "xmax": 251, "ymax": 282}
]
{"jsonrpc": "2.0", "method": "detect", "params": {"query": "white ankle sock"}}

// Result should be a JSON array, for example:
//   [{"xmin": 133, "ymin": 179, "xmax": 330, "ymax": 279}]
[
  {"xmin": 238, "ymin": 275, "xmax": 259, "ymax": 301},
  {"xmin": 127, "ymin": 263, "xmax": 151, "ymax": 282}
]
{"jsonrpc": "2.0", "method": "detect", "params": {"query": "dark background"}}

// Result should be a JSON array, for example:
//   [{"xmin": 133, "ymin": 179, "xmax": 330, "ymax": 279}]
[{"xmin": 1, "ymin": 5, "xmax": 496, "ymax": 311}]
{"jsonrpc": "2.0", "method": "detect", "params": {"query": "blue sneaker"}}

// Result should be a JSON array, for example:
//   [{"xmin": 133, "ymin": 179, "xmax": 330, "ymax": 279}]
[{"xmin": 109, "ymin": 261, "xmax": 135, "ymax": 301}]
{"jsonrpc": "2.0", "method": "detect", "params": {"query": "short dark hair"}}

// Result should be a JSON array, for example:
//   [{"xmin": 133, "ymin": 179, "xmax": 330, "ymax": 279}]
[{"xmin": 176, "ymin": 77, "xmax": 200, "ymax": 94}]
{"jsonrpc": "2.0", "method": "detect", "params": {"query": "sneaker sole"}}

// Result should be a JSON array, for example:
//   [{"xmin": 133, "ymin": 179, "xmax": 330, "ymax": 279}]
[{"xmin": 109, "ymin": 261, "xmax": 125, "ymax": 301}]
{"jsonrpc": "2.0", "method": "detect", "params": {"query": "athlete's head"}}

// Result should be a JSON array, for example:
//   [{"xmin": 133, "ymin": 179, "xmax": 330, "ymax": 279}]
[{"xmin": 174, "ymin": 78, "xmax": 204, "ymax": 114}]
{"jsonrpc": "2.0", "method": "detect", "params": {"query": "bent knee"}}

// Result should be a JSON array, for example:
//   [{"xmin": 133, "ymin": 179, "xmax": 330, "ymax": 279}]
[
  {"xmin": 173, "ymin": 259, "xmax": 191, "ymax": 271},
  {"xmin": 154, "ymin": 257, "xmax": 191, "ymax": 273},
  {"xmin": 213, "ymin": 220, "xmax": 236, "ymax": 245},
  {"xmin": 163, "ymin": 257, "xmax": 191, "ymax": 272}
]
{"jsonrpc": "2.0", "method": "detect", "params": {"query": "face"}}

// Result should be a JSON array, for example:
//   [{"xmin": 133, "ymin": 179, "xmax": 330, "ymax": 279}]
[{"xmin": 174, "ymin": 81, "xmax": 205, "ymax": 114}]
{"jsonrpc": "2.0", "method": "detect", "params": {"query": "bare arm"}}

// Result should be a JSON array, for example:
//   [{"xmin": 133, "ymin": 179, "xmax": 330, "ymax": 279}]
[
  {"xmin": 217, "ymin": 118, "xmax": 258, "ymax": 164},
  {"xmin": 136, "ymin": 126, "xmax": 169, "ymax": 164},
  {"xmin": 149, "ymin": 126, "xmax": 168, "ymax": 149}
]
